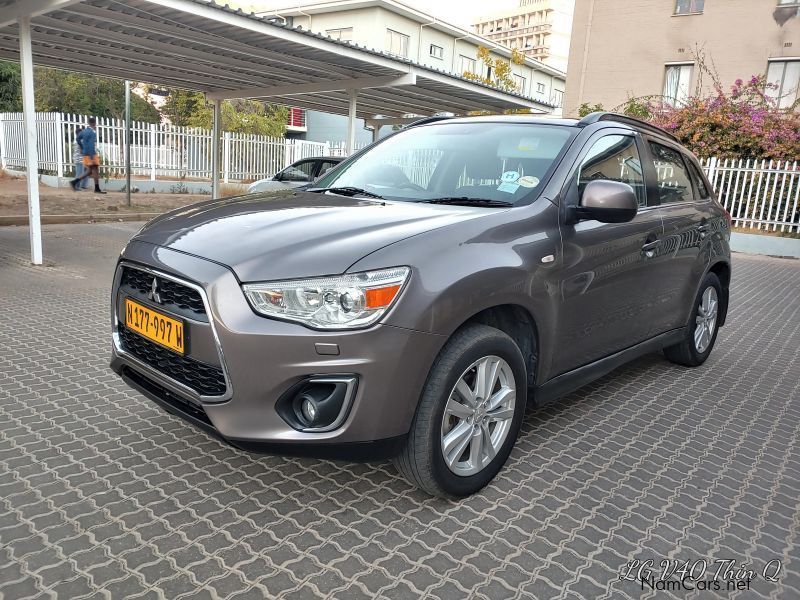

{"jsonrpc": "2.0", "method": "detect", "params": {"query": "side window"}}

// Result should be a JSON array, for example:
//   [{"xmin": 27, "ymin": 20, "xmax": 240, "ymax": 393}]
[
  {"xmin": 317, "ymin": 161, "xmax": 339, "ymax": 178},
  {"xmin": 687, "ymin": 159, "xmax": 710, "ymax": 199},
  {"xmin": 649, "ymin": 142, "xmax": 694, "ymax": 204},
  {"xmin": 279, "ymin": 160, "xmax": 315, "ymax": 182},
  {"xmin": 578, "ymin": 135, "xmax": 647, "ymax": 207}
]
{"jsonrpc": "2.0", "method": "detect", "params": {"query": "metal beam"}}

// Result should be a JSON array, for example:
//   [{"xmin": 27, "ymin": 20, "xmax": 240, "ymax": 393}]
[
  {"xmin": 207, "ymin": 73, "xmax": 416, "ymax": 101},
  {"xmin": 18, "ymin": 16, "xmax": 42, "ymax": 265},
  {"xmin": 125, "ymin": 80, "xmax": 131, "ymax": 207},
  {"xmin": 65, "ymin": 2, "xmax": 359, "ymax": 80},
  {"xmin": 346, "ymin": 89, "xmax": 357, "ymax": 155},
  {"xmin": 35, "ymin": 15, "xmax": 311, "ymax": 89},
  {"xmin": 0, "ymin": 0, "xmax": 78, "ymax": 28},
  {"xmin": 211, "ymin": 99, "xmax": 221, "ymax": 199},
  {"xmin": 141, "ymin": 0, "xmax": 411, "ymax": 75}
]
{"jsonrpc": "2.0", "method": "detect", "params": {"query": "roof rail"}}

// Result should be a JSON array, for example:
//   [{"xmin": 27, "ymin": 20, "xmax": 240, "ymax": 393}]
[
  {"xmin": 577, "ymin": 112, "xmax": 679, "ymax": 142},
  {"xmin": 406, "ymin": 115, "xmax": 454, "ymax": 128}
]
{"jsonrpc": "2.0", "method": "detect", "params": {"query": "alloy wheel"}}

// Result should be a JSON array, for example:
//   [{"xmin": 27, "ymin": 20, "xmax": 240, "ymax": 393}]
[
  {"xmin": 694, "ymin": 286, "xmax": 718, "ymax": 353},
  {"xmin": 440, "ymin": 355, "xmax": 516, "ymax": 477}
]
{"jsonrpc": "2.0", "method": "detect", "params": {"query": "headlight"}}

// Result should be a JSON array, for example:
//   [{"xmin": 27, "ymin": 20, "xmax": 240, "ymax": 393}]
[{"xmin": 242, "ymin": 267, "xmax": 410, "ymax": 329}]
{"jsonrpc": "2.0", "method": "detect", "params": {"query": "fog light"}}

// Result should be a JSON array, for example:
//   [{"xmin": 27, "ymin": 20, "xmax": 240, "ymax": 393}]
[
  {"xmin": 301, "ymin": 398, "xmax": 317, "ymax": 423},
  {"xmin": 284, "ymin": 376, "xmax": 358, "ymax": 431}
]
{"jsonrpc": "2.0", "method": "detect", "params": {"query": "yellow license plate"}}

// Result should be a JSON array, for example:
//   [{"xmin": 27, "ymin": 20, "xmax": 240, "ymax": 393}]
[{"xmin": 124, "ymin": 298, "xmax": 185, "ymax": 355}]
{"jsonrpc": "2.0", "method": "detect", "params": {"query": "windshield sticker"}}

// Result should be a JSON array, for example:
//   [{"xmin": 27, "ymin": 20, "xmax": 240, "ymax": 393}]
[
  {"xmin": 517, "ymin": 176, "xmax": 540, "ymax": 188},
  {"xmin": 517, "ymin": 138, "xmax": 540, "ymax": 152},
  {"xmin": 501, "ymin": 171, "xmax": 520, "ymax": 183},
  {"xmin": 497, "ymin": 182, "xmax": 520, "ymax": 194}
]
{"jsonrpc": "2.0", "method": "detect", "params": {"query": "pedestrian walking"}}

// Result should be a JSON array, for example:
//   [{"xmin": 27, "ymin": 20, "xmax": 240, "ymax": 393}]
[
  {"xmin": 69, "ymin": 117, "xmax": 106, "ymax": 194},
  {"xmin": 72, "ymin": 127, "xmax": 90, "ymax": 190}
]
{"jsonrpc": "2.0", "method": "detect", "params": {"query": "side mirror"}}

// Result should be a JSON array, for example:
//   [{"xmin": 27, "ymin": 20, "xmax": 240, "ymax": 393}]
[{"xmin": 576, "ymin": 180, "xmax": 638, "ymax": 223}]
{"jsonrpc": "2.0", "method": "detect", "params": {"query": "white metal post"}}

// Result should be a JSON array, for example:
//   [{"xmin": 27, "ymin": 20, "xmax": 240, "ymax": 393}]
[
  {"xmin": 211, "ymin": 98, "xmax": 221, "ymax": 198},
  {"xmin": 346, "ymin": 88, "xmax": 357, "ymax": 156},
  {"xmin": 124, "ymin": 80, "xmax": 132, "ymax": 205},
  {"xmin": 223, "ymin": 131, "xmax": 230, "ymax": 184},
  {"xmin": 0, "ymin": 113, "xmax": 8, "ymax": 169},
  {"xmin": 19, "ymin": 16, "xmax": 42, "ymax": 265},
  {"xmin": 150, "ymin": 123, "xmax": 157, "ymax": 181},
  {"xmin": 55, "ymin": 112, "xmax": 63, "ymax": 182}
]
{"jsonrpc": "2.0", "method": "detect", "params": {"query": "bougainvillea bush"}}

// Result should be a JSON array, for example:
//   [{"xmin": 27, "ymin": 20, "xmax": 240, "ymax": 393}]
[
  {"xmin": 582, "ymin": 76, "xmax": 800, "ymax": 160},
  {"xmin": 647, "ymin": 76, "xmax": 800, "ymax": 160}
]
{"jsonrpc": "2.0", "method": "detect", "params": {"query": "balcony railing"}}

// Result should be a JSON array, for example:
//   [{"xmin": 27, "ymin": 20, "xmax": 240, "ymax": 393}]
[{"xmin": 287, "ymin": 107, "xmax": 307, "ymax": 130}]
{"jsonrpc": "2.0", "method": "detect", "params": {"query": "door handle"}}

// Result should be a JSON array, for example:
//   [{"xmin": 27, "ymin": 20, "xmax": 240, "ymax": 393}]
[{"xmin": 641, "ymin": 236, "xmax": 660, "ymax": 258}]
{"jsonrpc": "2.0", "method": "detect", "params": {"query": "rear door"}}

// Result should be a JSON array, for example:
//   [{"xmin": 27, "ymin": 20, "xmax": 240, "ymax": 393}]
[
  {"xmin": 553, "ymin": 131, "xmax": 668, "ymax": 376},
  {"xmin": 646, "ymin": 139, "xmax": 714, "ymax": 330}
]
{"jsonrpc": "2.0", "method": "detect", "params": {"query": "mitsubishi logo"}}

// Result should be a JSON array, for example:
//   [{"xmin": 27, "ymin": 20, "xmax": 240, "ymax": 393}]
[{"xmin": 147, "ymin": 277, "xmax": 162, "ymax": 304}]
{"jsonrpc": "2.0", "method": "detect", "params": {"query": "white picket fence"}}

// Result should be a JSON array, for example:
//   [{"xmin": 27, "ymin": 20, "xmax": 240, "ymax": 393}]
[
  {"xmin": 0, "ymin": 112, "xmax": 797, "ymax": 232},
  {"xmin": 701, "ymin": 157, "xmax": 799, "ymax": 233},
  {"xmin": 0, "ymin": 112, "xmax": 363, "ymax": 182}
]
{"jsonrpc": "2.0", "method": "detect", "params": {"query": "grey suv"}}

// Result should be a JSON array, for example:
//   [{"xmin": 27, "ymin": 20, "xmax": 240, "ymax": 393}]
[{"xmin": 111, "ymin": 113, "xmax": 731, "ymax": 497}]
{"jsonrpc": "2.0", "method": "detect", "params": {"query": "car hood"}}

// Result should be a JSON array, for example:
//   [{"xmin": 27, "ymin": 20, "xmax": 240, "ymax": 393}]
[{"xmin": 133, "ymin": 191, "xmax": 495, "ymax": 281}]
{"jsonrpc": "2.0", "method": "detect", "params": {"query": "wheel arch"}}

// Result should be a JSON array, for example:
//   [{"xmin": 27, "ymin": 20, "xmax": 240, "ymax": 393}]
[
  {"xmin": 708, "ymin": 260, "xmax": 731, "ymax": 327},
  {"xmin": 453, "ymin": 304, "xmax": 539, "ymax": 390}
]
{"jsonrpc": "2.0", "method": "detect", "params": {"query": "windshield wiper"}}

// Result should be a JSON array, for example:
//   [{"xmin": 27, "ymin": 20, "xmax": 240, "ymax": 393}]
[
  {"xmin": 308, "ymin": 186, "xmax": 384, "ymax": 199},
  {"xmin": 419, "ymin": 197, "xmax": 513, "ymax": 207}
]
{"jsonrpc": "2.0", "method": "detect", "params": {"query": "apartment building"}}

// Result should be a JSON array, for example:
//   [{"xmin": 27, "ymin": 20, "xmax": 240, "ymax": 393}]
[
  {"xmin": 262, "ymin": 0, "xmax": 567, "ymax": 111},
  {"xmin": 564, "ymin": 0, "xmax": 800, "ymax": 117},
  {"xmin": 472, "ymin": 0, "xmax": 575, "ymax": 72}
]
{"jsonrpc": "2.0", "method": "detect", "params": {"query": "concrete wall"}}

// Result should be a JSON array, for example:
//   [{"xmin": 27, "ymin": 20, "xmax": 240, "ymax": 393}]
[{"xmin": 564, "ymin": 0, "xmax": 800, "ymax": 117}]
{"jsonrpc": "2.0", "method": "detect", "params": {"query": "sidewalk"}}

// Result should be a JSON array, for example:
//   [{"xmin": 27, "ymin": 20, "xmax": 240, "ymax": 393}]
[{"xmin": 0, "ymin": 173, "xmax": 207, "ymax": 225}]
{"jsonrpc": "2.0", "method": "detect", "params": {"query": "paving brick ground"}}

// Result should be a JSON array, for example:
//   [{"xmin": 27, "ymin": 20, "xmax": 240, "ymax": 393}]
[{"xmin": 1, "ymin": 223, "xmax": 799, "ymax": 599}]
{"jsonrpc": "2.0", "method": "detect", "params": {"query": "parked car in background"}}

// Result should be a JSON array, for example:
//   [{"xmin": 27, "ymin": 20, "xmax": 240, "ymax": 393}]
[
  {"xmin": 111, "ymin": 113, "xmax": 731, "ymax": 498},
  {"xmin": 247, "ymin": 156, "xmax": 343, "ymax": 193}
]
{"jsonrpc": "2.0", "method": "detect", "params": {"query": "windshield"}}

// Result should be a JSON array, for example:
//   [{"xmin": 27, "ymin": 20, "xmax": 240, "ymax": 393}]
[{"xmin": 313, "ymin": 122, "xmax": 575, "ymax": 204}]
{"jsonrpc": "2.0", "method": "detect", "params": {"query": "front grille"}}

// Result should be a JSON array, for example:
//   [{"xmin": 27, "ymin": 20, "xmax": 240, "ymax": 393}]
[
  {"xmin": 121, "ymin": 267, "xmax": 206, "ymax": 316},
  {"xmin": 118, "ymin": 325, "xmax": 226, "ymax": 396},
  {"xmin": 122, "ymin": 366, "xmax": 214, "ymax": 428}
]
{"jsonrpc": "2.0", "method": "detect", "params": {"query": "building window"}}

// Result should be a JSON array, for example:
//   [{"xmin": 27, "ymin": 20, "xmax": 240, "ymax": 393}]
[
  {"xmin": 663, "ymin": 64, "xmax": 693, "ymax": 106},
  {"xmin": 536, "ymin": 82, "xmax": 546, "ymax": 94},
  {"xmin": 386, "ymin": 29, "xmax": 410, "ymax": 58},
  {"xmin": 429, "ymin": 44, "xmax": 443, "ymax": 59},
  {"xmin": 513, "ymin": 74, "xmax": 526, "ymax": 93},
  {"xmin": 674, "ymin": 0, "xmax": 704, "ymax": 14},
  {"xmin": 459, "ymin": 55, "xmax": 476, "ymax": 75},
  {"xmin": 766, "ymin": 60, "xmax": 800, "ymax": 108},
  {"xmin": 552, "ymin": 89, "xmax": 564, "ymax": 106},
  {"xmin": 326, "ymin": 27, "xmax": 353, "ymax": 41}
]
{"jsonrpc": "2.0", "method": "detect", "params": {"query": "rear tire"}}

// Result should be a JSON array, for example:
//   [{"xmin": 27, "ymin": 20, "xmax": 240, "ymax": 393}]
[
  {"xmin": 664, "ymin": 272, "xmax": 722, "ymax": 367},
  {"xmin": 394, "ymin": 324, "xmax": 527, "ymax": 498}
]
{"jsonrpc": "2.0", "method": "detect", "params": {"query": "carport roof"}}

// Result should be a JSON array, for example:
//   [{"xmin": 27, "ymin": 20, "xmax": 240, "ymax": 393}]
[{"xmin": 0, "ymin": 0, "xmax": 557, "ymax": 118}]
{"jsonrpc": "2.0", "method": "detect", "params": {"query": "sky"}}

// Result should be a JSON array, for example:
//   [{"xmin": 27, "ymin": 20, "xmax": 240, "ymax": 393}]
[{"xmin": 238, "ymin": 0, "xmax": 520, "ymax": 28}]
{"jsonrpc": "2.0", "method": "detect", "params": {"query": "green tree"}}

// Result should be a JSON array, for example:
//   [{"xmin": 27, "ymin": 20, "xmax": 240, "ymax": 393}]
[
  {"xmin": 159, "ymin": 88, "xmax": 206, "ymax": 127},
  {"xmin": 179, "ymin": 96, "xmax": 288, "ymax": 137},
  {"xmin": 0, "ymin": 61, "xmax": 21, "ymax": 111},
  {"xmin": 0, "ymin": 61, "xmax": 159, "ymax": 121}
]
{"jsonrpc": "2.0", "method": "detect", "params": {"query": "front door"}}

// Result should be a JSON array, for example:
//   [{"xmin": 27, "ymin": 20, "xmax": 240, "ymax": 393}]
[{"xmin": 552, "ymin": 132, "xmax": 668, "ymax": 376}]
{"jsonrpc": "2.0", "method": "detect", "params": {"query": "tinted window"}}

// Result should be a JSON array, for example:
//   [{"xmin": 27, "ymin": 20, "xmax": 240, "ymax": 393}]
[
  {"xmin": 687, "ymin": 160, "xmax": 710, "ymax": 199},
  {"xmin": 317, "ymin": 161, "xmax": 339, "ymax": 177},
  {"xmin": 649, "ymin": 142, "xmax": 694, "ymax": 204},
  {"xmin": 279, "ymin": 160, "xmax": 315, "ymax": 182},
  {"xmin": 578, "ymin": 135, "xmax": 647, "ymax": 207}
]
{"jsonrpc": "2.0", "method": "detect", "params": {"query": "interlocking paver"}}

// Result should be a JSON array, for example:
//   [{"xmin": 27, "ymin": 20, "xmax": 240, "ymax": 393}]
[{"xmin": 1, "ymin": 223, "xmax": 799, "ymax": 598}]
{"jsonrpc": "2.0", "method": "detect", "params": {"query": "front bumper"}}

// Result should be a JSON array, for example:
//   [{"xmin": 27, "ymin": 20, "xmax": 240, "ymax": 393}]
[{"xmin": 111, "ymin": 241, "xmax": 445, "ymax": 458}]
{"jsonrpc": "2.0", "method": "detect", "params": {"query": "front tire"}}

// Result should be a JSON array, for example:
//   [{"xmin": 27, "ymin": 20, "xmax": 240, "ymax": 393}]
[
  {"xmin": 394, "ymin": 324, "xmax": 527, "ymax": 498},
  {"xmin": 664, "ymin": 272, "xmax": 722, "ymax": 367}
]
